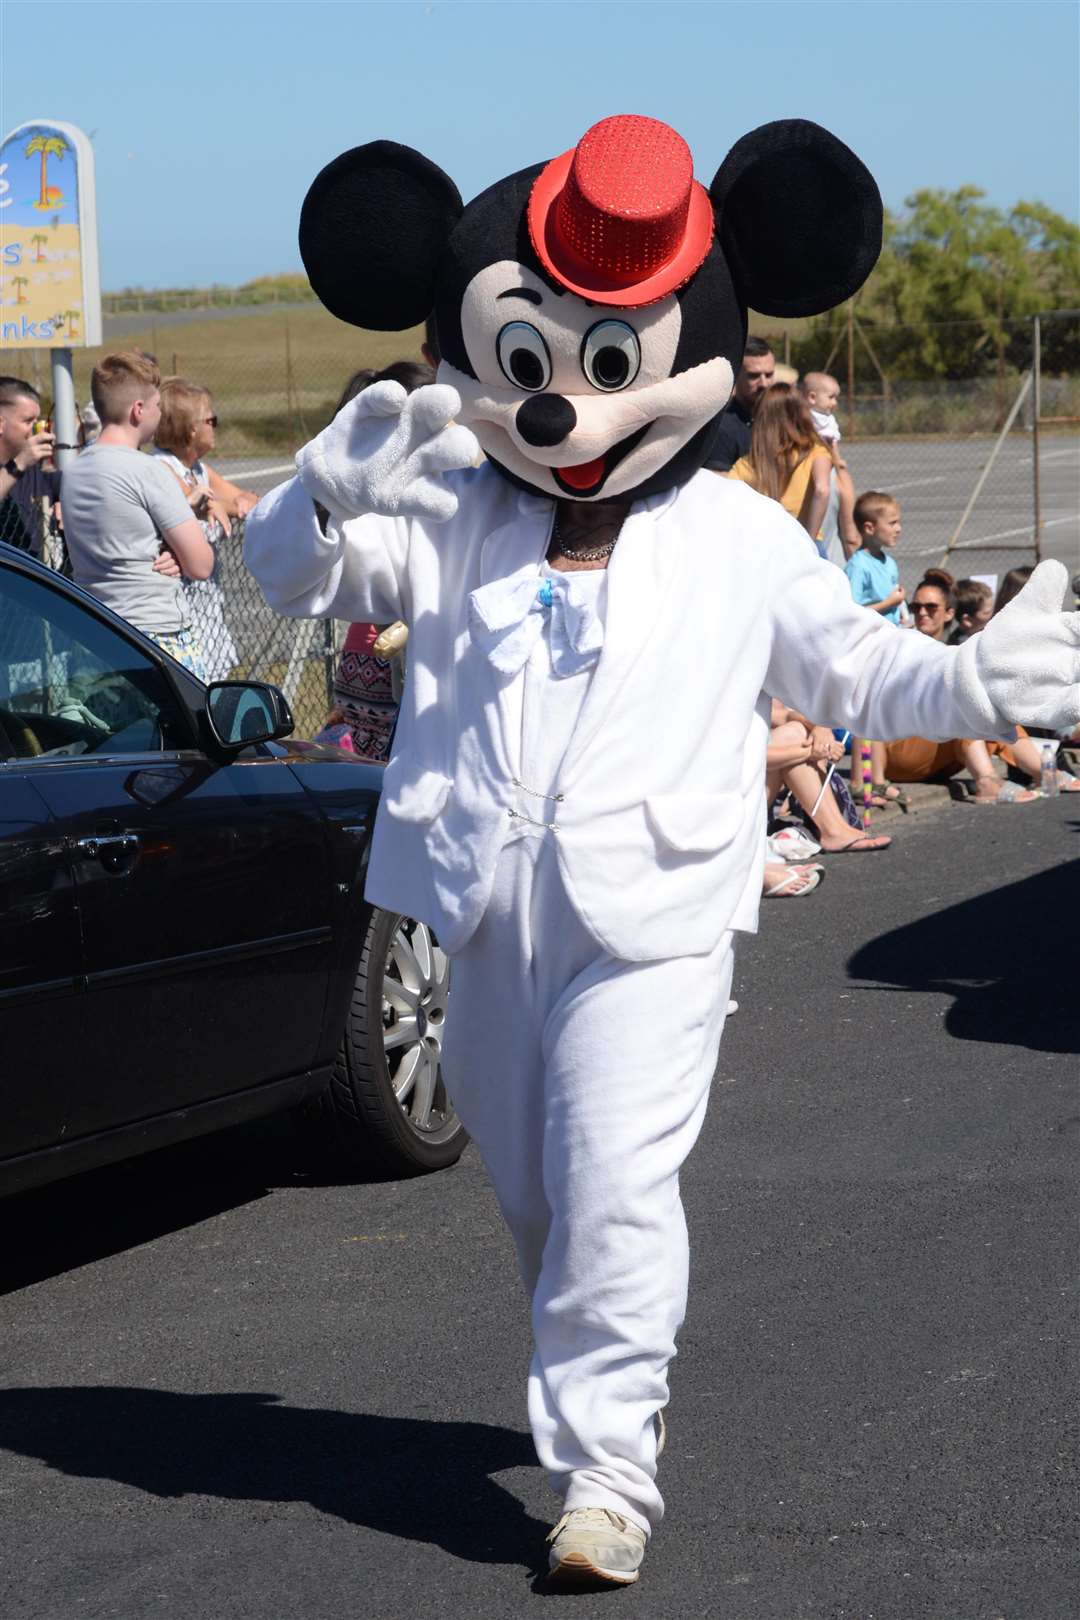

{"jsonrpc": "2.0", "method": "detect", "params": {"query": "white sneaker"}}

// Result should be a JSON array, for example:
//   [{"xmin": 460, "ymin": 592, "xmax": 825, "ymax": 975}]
[{"xmin": 547, "ymin": 1507, "xmax": 647, "ymax": 1585}]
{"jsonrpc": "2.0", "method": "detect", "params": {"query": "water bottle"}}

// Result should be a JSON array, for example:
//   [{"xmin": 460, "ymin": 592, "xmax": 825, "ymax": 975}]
[{"xmin": 1036, "ymin": 738, "xmax": 1060, "ymax": 797}]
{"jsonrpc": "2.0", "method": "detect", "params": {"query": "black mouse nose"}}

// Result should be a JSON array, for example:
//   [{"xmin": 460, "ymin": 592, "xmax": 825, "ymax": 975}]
[{"xmin": 516, "ymin": 393, "xmax": 577, "ymax": 448}]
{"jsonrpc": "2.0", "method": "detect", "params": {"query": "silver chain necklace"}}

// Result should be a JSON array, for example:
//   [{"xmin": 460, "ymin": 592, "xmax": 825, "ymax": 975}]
[{"xmin": 550, "ymin": 508, "xmax": 619, "ymax": 562}]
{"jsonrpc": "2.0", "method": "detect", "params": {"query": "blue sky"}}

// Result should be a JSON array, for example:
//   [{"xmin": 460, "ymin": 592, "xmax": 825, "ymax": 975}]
[{"xmin": 4, "ymin": 0, "xmax": 1077, "ymax": 290}]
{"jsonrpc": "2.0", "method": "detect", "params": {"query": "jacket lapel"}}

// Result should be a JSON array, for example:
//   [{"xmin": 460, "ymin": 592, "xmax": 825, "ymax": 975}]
[{"xmin": 559, "ymin": 488, "xmax": 681, "ymax": 785}]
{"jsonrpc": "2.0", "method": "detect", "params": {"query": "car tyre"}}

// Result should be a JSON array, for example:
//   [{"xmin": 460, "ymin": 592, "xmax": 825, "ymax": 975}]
[{"xmin": 325, "ymin": 906, "xmax": 467, "ymax": 1175}]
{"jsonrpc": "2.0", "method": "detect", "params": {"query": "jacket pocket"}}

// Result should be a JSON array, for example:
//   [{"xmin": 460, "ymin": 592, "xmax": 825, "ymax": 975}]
[
  {"xmin": 382, "ymin": 760, "xmax": 452, "ymax": 824},
  {"xmin": 645, "ymin": 790, "xmax": 745, "ymax": 855}
]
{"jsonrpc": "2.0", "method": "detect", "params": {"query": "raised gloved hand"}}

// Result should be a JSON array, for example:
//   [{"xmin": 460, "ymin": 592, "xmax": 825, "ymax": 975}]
[
  {"xmin": 295, "ymin": 381, "xmax": 479, "ymax": 525},
  {"xmin": 974, "ymin": 559, "xmax": 1080, "ymax": 730}
]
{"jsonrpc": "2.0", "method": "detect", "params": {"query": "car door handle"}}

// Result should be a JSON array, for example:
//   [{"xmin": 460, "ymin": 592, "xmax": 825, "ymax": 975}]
[{"xmin": 76, "ymin": 834, "xmax": 139, "ymax": 865}]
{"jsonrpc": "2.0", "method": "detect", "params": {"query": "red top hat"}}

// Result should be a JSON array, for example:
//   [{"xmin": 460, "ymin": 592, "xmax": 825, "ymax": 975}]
[{"xmin": 527, "ymin": 114, "xmax": 714, "ymax": 308}]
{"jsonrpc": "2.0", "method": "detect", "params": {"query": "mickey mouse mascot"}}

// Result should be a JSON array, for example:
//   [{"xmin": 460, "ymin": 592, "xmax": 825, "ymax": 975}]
[{"xmin": 246, "ymin": 115, "xmax": 1079, "ymax": 1586}]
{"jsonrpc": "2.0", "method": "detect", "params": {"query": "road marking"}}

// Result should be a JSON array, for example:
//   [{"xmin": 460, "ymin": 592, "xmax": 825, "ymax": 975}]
[
  {"xmin": 949, "ymin": 515, "xmax": 1076, "ymax": 547},
  {"xmin": 226, "ymin": 460, "xmax": 296, "ymax": 480}
]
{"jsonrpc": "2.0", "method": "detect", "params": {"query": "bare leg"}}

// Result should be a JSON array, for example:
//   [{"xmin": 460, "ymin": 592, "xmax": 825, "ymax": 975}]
[
  {"xmin": 784, "ymin": 758, "xmax": 891, "ymax": 851},
  {"xmin": 766, "ymin": 719, "xmax": 812, "ymax": 803},
  {"xmin": 1010, "ymin": 735, "xmax": 1046, "ymax": 785},
  {"xmin": 965, "ymin": 740, "xmax": 1038, "ymax": 803}
]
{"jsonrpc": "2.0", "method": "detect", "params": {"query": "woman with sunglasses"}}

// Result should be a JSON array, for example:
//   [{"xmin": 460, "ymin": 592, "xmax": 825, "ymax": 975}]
[
  {"xmin": 153, "ymin": 379, "xmax": 257, "ymax": 680},
  {"xmin": 880, "ymin": 570, "xmax": 1059, "ymax": 803}
]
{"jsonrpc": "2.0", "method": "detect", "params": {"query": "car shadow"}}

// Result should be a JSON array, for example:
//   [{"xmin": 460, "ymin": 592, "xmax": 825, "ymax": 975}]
[
  {"xmin": 0, "ymin": 1114, "xmax": 403, "ymax": 1295},
  {"xmin": 847, "ymin": 857, "xmax": 1080, "ymax": 1052},
  {"xmin": 0, "ymin": 1393, "xmax": 544, "ymax": 1568},
  {"xmin": 0, "ymin": 1386, "xmax": 545, "ymax": 1571}
]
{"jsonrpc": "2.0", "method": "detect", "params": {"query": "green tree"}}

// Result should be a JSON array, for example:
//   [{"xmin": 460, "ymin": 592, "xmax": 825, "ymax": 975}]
[{"xmin": 792, "ymin": 188, "xmax": 1080, "ymax": 382}]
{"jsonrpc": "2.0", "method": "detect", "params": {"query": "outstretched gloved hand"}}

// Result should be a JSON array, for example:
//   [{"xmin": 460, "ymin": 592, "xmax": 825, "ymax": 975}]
[
  {"xmin": 295, "ymin": 381, "xmax": 479, "ymax": 525},
  {"xmin": 973, "ymin": 559, "xmax": 1080, "ymax": 731}
]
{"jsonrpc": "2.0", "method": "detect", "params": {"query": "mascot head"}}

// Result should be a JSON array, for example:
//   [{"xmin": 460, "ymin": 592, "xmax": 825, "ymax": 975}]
[{"xmin": 299, "ymin": 114, "xmax": 881, "ymax": 503}]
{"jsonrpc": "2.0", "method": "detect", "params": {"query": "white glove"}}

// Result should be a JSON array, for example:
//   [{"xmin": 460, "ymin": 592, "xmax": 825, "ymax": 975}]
[
  {"xmin": 973, "ymin": 559, "xmax": 1080, "ymax": 731},
  {"xmin": 295, "ymin": 381, "xmax": 479, "ymax": 525}
]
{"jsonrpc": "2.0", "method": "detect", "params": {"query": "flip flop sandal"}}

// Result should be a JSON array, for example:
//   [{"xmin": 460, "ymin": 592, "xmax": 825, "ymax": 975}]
[
  {"xmin": 871, "ymin": 782, "xmax": 909, "ymax": 809},
  {"xmin": 822, "ymin": 834, "xmax": 892, "ymax": 853},
  {"xmin": 764, "ymin": 864, "xmax": 825, "ymax": 897},
  {"xmin": 974, "ymin": 779, "xmax": 1038, "ymax": 805}
]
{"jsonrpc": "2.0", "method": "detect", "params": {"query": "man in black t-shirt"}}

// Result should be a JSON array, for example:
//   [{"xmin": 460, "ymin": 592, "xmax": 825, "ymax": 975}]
[
  {"xmin": 0, "ymin": 377, "xmax": 59, "ymax": 554},
  {"xmin": 704, "ymin": 335, "xmax": 775, "ymax": 472}
]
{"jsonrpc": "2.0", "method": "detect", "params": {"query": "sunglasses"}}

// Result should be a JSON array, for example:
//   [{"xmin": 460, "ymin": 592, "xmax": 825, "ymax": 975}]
[
  {"xmin": 203, "ymin": 415, "xmax": 218, "ymax": 427},
  {"xmin": 912, "ymin": 602, "xmax": 943, "ymax": 615}
]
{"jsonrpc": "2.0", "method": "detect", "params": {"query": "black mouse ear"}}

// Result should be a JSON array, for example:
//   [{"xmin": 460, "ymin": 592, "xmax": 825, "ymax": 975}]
[
  {"xmin": 299, "ymin": 141, "xmax": 463, "ymax": 330},
  {"xmin": 709, "ymin": 120, "xmax": 882, "ymax": 318}
]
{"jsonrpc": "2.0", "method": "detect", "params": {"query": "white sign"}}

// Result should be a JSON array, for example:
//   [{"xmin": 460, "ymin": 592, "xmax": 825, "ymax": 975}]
[{"xmin": 0, "ymin": 119, "xmax": 102, "ymax": 349}]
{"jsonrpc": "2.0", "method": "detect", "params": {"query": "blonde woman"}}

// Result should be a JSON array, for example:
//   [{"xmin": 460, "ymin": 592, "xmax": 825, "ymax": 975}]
[
  {"xmin": 153, "ymin": 379, "xmax": 255, "ymax": 680},
  {"xmin": 725, "ymin": 383, "xmax": 833, "ymax": 545}
]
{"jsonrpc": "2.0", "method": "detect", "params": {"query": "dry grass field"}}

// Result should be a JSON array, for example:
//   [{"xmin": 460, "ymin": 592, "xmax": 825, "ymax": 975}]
[
  {"xmin": 52, "ymin": 307, "xmax": 430, "ymax": 455},
  {"xmin": 20, "ymin": 298, "xmax": 1074, "ymax": 453}
]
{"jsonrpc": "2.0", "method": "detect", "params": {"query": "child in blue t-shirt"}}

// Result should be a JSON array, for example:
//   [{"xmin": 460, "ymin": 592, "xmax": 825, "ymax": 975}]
[{"xmin": 845, "ymin": 492, "xmax": 905, "ymax": 625}]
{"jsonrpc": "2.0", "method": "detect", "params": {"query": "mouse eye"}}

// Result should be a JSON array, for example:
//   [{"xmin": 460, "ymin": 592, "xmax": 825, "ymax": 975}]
[
  {"xmin": 581, "ymin": 321, "xmax": 641, "ymax": 392},
  {"xmin": 496, "ymin": 322, "xmax": 552, "ymax": 392}
]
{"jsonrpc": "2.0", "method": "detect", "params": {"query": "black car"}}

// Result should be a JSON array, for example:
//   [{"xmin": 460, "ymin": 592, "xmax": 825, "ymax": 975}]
[{"xmin": 0, "ymin": 542, "xmax": 464, "ymax": 1197}]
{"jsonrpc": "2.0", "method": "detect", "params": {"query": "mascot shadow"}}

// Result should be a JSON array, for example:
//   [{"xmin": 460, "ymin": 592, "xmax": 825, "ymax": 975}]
[
  {"xmin": 0, "ymin": 1386, "xmax": 545, "ymax": 1568},
  {"xmin": 847, "ymin": 854, "xmax": 1080, "ymax": 1052}
]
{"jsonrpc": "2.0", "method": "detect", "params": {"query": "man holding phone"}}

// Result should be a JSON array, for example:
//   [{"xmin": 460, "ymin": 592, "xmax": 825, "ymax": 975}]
[{"xmin": 0, "ymin": 376, "xmax": 59, "ymax": 554}]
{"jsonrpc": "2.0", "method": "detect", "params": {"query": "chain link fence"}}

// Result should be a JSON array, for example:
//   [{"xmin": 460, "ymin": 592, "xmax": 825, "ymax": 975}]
[{"xmin": 14, "ymin": 309, "xmax": 1079, "ymax": 735}]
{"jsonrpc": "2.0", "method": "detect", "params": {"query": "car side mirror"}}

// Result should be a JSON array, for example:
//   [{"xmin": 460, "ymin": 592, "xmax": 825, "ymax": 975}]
[{"xmin": 205, "ymin": 681, "xmax": 294, "ymax": 750}]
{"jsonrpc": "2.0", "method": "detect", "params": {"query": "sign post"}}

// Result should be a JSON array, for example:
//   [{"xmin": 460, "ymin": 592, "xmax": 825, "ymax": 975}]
[{"xmin": 0, "ymin": 119, "xmax": 103, "ymax": 471}]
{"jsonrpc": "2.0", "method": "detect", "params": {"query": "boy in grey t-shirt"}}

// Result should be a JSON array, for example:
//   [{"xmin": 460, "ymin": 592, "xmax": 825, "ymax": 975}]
[
  {"xmin": 60, "ymin": 352, "xmax": 213, "ymax": 673},
  {"xmin": 63, "ymin": 444, "xmax": 195, "ymax": 633}
]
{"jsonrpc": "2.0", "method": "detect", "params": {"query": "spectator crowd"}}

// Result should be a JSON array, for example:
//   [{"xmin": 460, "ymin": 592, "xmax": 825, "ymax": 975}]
[{"xmin": 1, "ymin": 338, "xmax": 1077, "ymax": 921}]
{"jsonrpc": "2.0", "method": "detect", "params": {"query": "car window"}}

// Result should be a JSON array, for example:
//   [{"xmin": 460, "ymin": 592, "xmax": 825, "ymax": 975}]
[{"xmin": 0, "ymin": 567, "xmax": 192, "ymax": 762}]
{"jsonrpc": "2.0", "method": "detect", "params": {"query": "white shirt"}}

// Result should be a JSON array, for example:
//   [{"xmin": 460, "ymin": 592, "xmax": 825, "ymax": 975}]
[{"xmin": 511, "ymin": 565, "xmax": 607, "ymax": 841}]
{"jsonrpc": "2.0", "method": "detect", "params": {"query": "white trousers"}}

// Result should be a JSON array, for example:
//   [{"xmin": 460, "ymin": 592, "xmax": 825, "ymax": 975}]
[{"xmin": 440, "ymin": 834, "xmax": 733, "ymax": 1534}]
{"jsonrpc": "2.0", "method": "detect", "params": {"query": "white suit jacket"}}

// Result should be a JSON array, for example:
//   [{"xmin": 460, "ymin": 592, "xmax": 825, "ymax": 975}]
[{"xmin": 245, "ymin": 466, "xmax": 1006, "ymax": 961}]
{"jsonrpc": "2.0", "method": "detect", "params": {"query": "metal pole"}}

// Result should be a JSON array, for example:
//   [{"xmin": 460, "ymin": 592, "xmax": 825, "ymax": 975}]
[
  {"xmin": 939, "ymin": 371, "xmax": 1033, "ymax": 565},
  {"xmin": 1032, "ymin": 316, "xmax": 1042, "ymax": 559},
  {"xmin": 50, "ymin": 349, "xmax": 78, "ymax": 473}
]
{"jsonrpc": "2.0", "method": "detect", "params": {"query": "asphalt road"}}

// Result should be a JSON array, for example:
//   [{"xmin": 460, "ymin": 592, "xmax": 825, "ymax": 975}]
[{"xmin": 2, "ymin": 794, "xmax": 1077, "ymax": 1620}]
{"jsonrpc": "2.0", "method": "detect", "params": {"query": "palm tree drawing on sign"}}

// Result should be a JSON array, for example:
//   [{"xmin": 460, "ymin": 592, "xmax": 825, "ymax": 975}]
[
  {"xmin": 63, "ymin": 308, "xmax": 80, "ymax": 340},
  {"xmin": 12, "ymin": 276, "xmax": 29, "ymax": 304},
  {"xmin": 24, "ymin": 133, "xmax": 69, "ymax": 211},
  {"xmin": 30, "ymin": 233, "xmax": 48, "ymax": 263}
]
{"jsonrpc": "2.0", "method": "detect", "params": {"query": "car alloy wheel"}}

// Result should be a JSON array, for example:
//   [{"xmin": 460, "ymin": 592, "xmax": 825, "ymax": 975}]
[
  {"xmin": 381, "ymin": 915, "xmax": 455, "ymax": 1140},
  {"xmin": 325, "ymin": 907, "xmax": 467, "ymax": 1175}
]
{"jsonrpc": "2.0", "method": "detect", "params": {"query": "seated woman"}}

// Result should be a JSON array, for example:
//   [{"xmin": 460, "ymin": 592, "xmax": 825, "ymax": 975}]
[
  {"xmin": 879, "ymin": 570, "xmax": 1069, "ymax": 802},
  {"xmin": 725, "ymin": 384, "xmax": 833, "ymax": 548},
  {"xmin": 767, "ymin": 702, "xmax": 892, "ymax": 855}
]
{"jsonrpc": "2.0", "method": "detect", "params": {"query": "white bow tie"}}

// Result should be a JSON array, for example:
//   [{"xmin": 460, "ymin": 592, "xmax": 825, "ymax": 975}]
[{"xmin": 468, "ymin": 569, "xmax": 605, "ymax": 677}]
